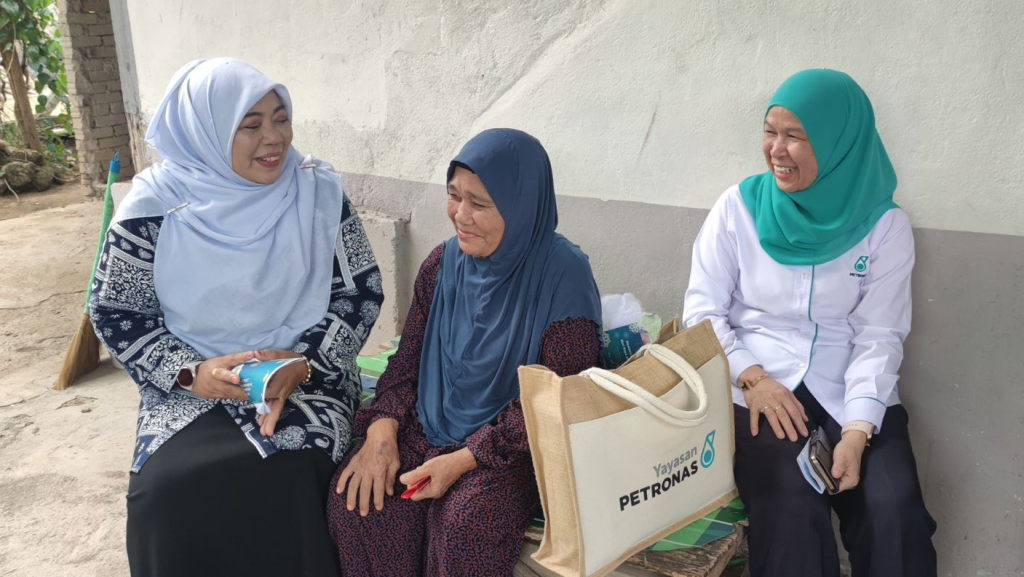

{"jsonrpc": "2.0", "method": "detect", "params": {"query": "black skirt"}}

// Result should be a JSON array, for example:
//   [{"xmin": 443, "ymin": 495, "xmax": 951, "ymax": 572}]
[{"xmin": 126, "ymin": 407, "xmax": 340, "ymax": 577}]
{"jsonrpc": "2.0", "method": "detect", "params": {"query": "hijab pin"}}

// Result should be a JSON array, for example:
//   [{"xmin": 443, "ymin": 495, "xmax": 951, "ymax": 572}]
[{"xmin": 167, "ymin": 202, "xmax": 190, "ymax": 214}]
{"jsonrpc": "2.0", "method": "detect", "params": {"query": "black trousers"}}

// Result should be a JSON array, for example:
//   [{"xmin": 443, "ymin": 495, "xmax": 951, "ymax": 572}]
[
  {"xmin": 126, "ymin": 408, "xmax": 340, "ymax": 577},
  {"xmin": 734, "ymin": 385, "xmax": 937, "ymax": 577}
]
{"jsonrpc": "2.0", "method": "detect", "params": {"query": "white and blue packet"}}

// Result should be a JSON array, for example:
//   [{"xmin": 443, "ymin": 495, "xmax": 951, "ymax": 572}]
[
  {"xmin": 230, "ymin": 358, "xmax": 305, "ymax": 415},
  {"xmin": 796, "ymin": 436, "xmax": 828, "ymax": 494}
]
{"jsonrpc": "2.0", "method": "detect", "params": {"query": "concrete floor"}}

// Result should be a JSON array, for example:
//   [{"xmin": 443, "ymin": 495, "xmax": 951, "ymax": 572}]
[{"xmin": 0, "ymin": 188, "xmax": 135, "ymax": 576}]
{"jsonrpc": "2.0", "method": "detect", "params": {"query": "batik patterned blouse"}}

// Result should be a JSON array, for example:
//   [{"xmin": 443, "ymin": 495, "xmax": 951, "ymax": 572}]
[{"xmin": 90, "ymin": 199, "xmax": 382, "ymax": 472}]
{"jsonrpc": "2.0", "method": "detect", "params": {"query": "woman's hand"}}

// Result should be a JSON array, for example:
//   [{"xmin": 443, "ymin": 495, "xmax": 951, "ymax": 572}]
[
  {"xmin": 192, "ymin": 351, "xmax": 255, "ymax": 401},
  {"xmin": 253, "ymin": 349, "xmax": 309, "ymax": 437},
  {"xmin": 740, "ymin": 366, "xmax": 809, "ymax": 442},
  {"xmin": 832, "ymin": 431, "xmax": 868, "ymax": 492},
  {"xmin": 399, "ymin": 448, "xmax": 478, "ymax": 503},
  {"xmin": 336, "ymin": 418, "xmax": 401, "ymax": 517}
]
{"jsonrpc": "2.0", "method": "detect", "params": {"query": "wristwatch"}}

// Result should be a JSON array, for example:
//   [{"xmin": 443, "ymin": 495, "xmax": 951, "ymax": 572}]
[
  {"xmin": 177, "ymin": 360, "xmax": 203, "ymax": 391},
  {"xmin": 841, "ymin": 421, "xmax": 875, "ymax": 446},
  {"xmin": 739, "ymin": 372, "xmax": 769, "ymax": 391}
]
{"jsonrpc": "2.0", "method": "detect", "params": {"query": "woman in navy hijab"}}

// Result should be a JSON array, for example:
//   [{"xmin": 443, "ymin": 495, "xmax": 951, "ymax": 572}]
[{"xmin": 328, "ymin": 129, "xmax": 603, "ymax": 575}]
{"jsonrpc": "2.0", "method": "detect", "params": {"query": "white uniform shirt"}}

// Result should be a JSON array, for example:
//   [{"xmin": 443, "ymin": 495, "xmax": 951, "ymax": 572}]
[{"xmin": 683, "ymin": 185, "xmax": 914, "ymax": 433}]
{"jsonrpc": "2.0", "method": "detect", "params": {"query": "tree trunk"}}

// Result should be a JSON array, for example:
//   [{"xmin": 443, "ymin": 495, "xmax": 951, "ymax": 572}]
[{"xmin": 1, "ymin": 46, "xmax": 44, "ymax": 154}]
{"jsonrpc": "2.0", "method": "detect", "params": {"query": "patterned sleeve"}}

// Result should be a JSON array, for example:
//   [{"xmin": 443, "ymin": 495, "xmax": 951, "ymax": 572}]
[
  {"xmin": 292, "ymin": 199, "xmax": 385, "ymax": 401},
  {"xmin": 465, "ymin": 316, "xmax": 601, "ymax": 470},
  {"xmin": 353, "ymin": 245, "xmax": 444, "ymax": 437},
  {"xmin": 89, "ymin": 216, "xmax": 204, "ymax": 394}
]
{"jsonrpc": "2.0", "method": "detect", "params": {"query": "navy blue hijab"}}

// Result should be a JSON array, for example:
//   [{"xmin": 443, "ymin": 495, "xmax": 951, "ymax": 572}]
[{"xmin": 416, "ymin": 129, "xmax": 602, "ymax": 446}]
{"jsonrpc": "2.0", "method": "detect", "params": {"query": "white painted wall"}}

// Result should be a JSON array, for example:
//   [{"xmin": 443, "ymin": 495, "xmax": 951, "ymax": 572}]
[
  {"xmin": 111, "ymin": 3, "xmax": 1024, "ymax": 576},
  {"xmin": 121, "ymin": 0, "xmax": 1024, "ymax": 236}
]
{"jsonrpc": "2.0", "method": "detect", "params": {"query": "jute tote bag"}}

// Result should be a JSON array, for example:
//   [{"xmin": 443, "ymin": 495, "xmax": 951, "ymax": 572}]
[{"xmin": 519, "ymin": 319, "xmax": 736, "ymax": 577}]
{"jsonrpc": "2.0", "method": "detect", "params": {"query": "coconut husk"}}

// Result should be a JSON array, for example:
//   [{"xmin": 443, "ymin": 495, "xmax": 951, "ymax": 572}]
[
  {"xmin": 2, "ymin": 160, "xmax": 36, "ymax": 189},
  {"xmin": 5, "ymin": 146, "xmax": 44, "ymax": 166},
  {"xmin": 32, "ymin": 164, "xmax": 57, "ymax": 191}
]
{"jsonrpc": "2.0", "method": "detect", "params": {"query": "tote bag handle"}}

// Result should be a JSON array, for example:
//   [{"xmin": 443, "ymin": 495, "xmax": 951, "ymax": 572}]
[{"xmin": 581, "ymin": 344, "xmax": 710, "ymax": 427}]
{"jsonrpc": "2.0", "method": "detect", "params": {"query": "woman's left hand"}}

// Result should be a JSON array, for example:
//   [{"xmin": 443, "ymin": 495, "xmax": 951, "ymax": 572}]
[
  {"xmin": 399, "ymin": 448, "xmax": 478, "ymax": 502},
  {"xmin": 831, "ymin": 431, "xmax": 869, "ymax": 492},
  {"xmin": 253, "ymin": 349, "xmax": 309, "ymax": 437}
]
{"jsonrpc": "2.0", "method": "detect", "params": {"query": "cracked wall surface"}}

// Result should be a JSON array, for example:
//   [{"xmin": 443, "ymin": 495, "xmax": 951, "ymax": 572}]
[{"xmin": 118, "ymin": 0, "xmax": 1024, "ymax": 237}]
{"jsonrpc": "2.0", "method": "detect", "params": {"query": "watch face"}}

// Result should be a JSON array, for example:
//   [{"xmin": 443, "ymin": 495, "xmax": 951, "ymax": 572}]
[{"xmin": 178, "ymin": 365, "xmax": 196, "ymax": 387}]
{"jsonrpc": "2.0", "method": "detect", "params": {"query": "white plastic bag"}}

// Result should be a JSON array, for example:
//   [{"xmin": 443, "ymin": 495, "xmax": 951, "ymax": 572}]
[
  {"xmin": 600, "ymin": 293, "xmax": 646, "ymax": 368},
  {"xmin": 601, "ymin": 293, "xmax": 643, "ymax": 330}
]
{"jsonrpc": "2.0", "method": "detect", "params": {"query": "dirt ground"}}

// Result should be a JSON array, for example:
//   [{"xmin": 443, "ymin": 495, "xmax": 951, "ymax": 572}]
[
  {"xmin": 0, "ymin": 183, "xmax": 134, "ymax": 577},
  {"xmin": 0, "ymin": 181, "xmax": 97, "ymax": 222}
]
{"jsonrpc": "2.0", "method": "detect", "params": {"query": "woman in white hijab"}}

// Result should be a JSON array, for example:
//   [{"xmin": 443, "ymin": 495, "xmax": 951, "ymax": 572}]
[{"xmin": 89, "ymin": 58, "xmax": 383, "ymax": 576}]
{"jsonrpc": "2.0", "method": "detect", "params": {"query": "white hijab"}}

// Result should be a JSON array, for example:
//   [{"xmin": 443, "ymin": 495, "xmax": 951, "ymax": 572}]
[{"xmin": 114, "ymin": 58, "xmax": 344, "ymax": 358}]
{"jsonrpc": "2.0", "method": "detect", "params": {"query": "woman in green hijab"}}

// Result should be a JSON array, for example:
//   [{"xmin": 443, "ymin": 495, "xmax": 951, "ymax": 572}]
[{"xmin": 683, "ymin": 69, "xmax": 936, "ymax": 577}]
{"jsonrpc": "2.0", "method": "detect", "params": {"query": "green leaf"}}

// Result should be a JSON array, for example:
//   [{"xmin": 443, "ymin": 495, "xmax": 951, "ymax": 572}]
[
  {"xmin": 0, "ymin": 0, "xmax": 19, "ymax": 16},
  {"xmin": 37, "ymin": 94, "xmax": 47, "ymax": 105},
  {"xmin": 35, "ymin": 103, "xmax": 45, "ymax": 114}
]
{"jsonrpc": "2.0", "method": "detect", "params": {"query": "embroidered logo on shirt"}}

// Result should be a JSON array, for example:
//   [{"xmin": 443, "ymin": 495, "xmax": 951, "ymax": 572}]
[{"xmin": 850, "ymin": 256, "xmax": 869, "ymax": 278}]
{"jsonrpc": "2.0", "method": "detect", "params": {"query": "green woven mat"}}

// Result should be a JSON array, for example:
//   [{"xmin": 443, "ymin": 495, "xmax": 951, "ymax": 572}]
[
  {"xmin": 527, "ymin": 497, "xmax": 746, "ymax": 552},
  {"xmin": 649, "ymin": 497, "xmax": 747, "ymax": 550}
]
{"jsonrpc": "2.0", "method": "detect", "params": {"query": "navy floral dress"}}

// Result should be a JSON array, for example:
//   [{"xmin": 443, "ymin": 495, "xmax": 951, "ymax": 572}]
[{"xmin": 90, "ymin": 198, "xmax": 383, "ymax": 472}]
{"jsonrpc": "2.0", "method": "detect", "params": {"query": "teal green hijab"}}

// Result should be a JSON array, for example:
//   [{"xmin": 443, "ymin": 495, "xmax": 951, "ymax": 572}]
[{"xmin": 739, "ymin": 69, "xmax": 898, "ymax": 265}]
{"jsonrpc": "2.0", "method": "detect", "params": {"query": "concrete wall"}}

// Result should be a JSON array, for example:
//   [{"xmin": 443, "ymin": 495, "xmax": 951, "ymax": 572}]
[
  {"xmin": 117, "ymin": 0, "xmax": 1024, "ymax": 237},
  {"xmin": 112, "ymin": 1, "xmax": 1024, "ymax": 575}
]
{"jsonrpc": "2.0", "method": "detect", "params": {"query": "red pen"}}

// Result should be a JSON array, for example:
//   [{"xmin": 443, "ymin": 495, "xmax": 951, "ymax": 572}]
[{"xmin": 401, "ymin": 477, "xmax": 431, "ymax": 499}]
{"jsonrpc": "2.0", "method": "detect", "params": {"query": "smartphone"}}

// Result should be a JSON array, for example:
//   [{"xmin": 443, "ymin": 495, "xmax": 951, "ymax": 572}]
[{"xmin": 808, "ymin": 427, "xmax": 840, "ymax": 495}]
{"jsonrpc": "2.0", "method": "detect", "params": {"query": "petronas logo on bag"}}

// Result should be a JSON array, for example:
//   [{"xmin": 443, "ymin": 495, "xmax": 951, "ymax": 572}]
[
  {"xmin": 854, "ymin": 256, "xmax": 869, "ymax": 273},
  {"xmin": 701, "ymin": 430, "xmax": 716, "ymax": 469}
]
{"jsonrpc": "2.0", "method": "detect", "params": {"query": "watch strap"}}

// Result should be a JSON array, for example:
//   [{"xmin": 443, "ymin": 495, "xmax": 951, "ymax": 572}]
[{"xmin": 841, "ymin": 420, "xmax": 875, "ymax": 445}]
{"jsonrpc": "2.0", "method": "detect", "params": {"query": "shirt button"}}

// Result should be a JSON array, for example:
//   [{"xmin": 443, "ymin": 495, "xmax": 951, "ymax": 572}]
[
  {"xmin": 799, "ymin": 362, "xmax": 807, "ymax": 368},
  {"xmin": 801, "ymin": 273, "xmax": 809, "ymax": 280}
]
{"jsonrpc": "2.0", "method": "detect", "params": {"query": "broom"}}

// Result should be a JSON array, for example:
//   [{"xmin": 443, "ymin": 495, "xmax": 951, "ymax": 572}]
[{"xmin": 55, "ymin": 153, "xmax": 121, "ymax": 391}]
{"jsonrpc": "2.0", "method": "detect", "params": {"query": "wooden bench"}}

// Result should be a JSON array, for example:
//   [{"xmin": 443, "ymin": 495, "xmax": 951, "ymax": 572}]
[{"xmin": 515, "ymin": 523, "xmax": 745, "ymax": 577}]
